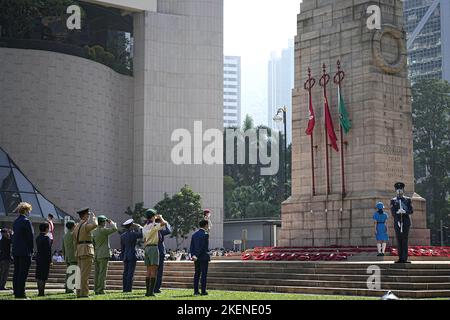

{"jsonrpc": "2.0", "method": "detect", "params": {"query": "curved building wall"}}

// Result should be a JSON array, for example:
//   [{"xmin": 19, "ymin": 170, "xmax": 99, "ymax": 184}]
[{"xmin": 0, "ymin": 48, "xmax": 134, "ymax": 246}]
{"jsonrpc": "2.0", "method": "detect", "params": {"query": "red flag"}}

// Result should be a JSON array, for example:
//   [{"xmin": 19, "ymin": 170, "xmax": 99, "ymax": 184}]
[
  {"xmin": 305, "ymin": 93, "xmax": 315, "ymax": 135},
  {"xmin": 324, "ymin": 95, "xmax": 339, "ymax": 152}
]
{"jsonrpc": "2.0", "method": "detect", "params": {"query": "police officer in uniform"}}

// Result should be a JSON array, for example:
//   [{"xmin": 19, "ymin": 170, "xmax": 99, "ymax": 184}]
[
  {"xmin": 92, "ymin": 215, "xmax": 118, "ymax": 295},
  {"xmin": 73, "ymin": 207, "xmax": 98, "ymax": 298},
  {"xmin": 390, "ymin": 182, "xmax": 413, "ymax": 264}
]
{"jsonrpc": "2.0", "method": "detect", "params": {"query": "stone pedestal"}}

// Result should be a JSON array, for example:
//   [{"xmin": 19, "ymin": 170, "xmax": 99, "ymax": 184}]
[{"xmin": 280, "ymin": 0, "xmax": 430, "ymax": 246}]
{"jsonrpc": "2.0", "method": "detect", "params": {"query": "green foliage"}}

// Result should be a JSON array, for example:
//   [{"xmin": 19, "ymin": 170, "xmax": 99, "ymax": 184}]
[
  {"xmin": 412, "ymin": 79, "xmax": 450, "ymax": 242},
  {"xmin": 124, "ymin": 202, "xmax": 148, "ymax": 225},
  {"xmin": 154, "ymin": 185, "xmax": 203, "ymax": 249},
  {"xmin": 224, "ymin": 115, "xmax": 291, "ymax": 220},
  {"xmin": 0, "ymin": 0, "xmax": 76, "ymax": 38}
]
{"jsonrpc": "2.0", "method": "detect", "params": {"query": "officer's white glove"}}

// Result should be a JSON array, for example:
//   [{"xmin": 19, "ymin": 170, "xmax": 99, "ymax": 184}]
[{"xmin": 397, "ymin": 209, "xmax": 406, "ymax": 215}]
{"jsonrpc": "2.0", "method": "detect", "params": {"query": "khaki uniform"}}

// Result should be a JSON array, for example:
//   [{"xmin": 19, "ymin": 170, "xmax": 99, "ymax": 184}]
[
  {"xmin": 73, "ymin": 218, "xmax": 98, "ymax": 297},
  {"xmin": 62, "ymin": 231, "xmax": 77, "ymax": 293},
  {"xmin": 92, "ymin": 222, "xmax": 117, "ymax": 294}
]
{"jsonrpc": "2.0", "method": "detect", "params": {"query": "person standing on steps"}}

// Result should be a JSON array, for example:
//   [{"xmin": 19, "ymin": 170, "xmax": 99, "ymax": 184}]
[
  {"xmin": 190, "ymin": 220, "xmax": 211, "ymax": 296},
  {"xmin": 0, "ymin": 228, "xmax": 12, "ymax": 291},
  {"xmin": 12, "ymin": 202, "xmax": 34, "ymax": 299},
  {"xmin": 35, "ymin": 222, "xmax": 52, "ymax": 297},
  {"xmin": 154, "ymin": 213, "xmax": 172, "ymax": 294},
  {"xmin": 142, "ymin": 209, "xmax": 166, "ymax": 297},
  {"xmin": 120, "ymin": 219, "xmax": 143, "ymax": 293},
  {"xmin": 62, "ymin": 220, "xmax": 77, "ymax": 293},
  {"xmin": 73, "ymin": 207, "xmax": 98, "ymax": 298},
  {"xmin": 390, "ymin": 182, "xmax": 413, "ymax": 264},
  {"xmin": 373, "ymin": 202, "xmax": 389, "ymax": 256},
  {"xmin": 92, "ymin": 215, "xmax": 118, "ymax": 295}
]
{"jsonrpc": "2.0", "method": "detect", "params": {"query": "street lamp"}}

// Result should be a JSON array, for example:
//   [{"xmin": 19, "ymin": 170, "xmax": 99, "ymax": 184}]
[{"xmin": 273, "ymin": 106, "xmax": 288, "ymax": 200}]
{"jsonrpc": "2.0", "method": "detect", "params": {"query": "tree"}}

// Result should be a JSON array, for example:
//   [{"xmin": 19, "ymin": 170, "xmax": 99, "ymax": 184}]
[
  {"xmin": 154, "ymin": 185, "xmax": 203, "ymax": 249},
  {"xmin": 412, "ymin": 79, "xmax": 450, "ymax": 242},
  {"xmin": 223, "ymin": 115, "xmax": 291, "ymax": 220},
  {"xmin": 124, "ymin": 202, "xmax": 148, "ymax": 225}
]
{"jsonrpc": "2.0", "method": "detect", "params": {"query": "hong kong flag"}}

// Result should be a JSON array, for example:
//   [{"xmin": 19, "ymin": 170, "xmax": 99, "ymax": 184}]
[
  {"xmin": 324, "ymin": 95, "xmax": 339, "ymax": 152},
  {"xmin": 305, "ymin": 93, "xmax": 315, "ymax": 135}
]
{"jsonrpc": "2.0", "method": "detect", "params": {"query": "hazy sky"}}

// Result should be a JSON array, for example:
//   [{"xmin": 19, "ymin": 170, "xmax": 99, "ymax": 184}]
[{"xmin": 224, "ymin": 0, "xmax": 302, "ymax": 126}]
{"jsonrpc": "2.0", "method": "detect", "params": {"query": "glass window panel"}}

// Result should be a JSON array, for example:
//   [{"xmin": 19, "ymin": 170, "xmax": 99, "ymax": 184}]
[
  {"xmin": 1, "ymin": 192, "xmax": 21, "ymax": 215},
  {"xmin": 0, "ymin": 195, "xmax": 5, "ymax": 216},
  {"xmin": 12, "ymin": 168, "xmax": 34, "ymax": 192},
  {"xmin": 0, "ymin": 168, "xmax": 18, "ymax": 192},
  {"xmin": 36, "ymin": 193, "xmax": 57, "ymax": 218},
  {"xmin": 19, "ymin": 193, "xmax": 42, "ymax": 218},
  {"xmin": 0, "ymin": 149, "xmax": 9, "ymax": 167},
  {"xmin": 55, "ymin": 207, "xmax": 69, "ymax": 220}
]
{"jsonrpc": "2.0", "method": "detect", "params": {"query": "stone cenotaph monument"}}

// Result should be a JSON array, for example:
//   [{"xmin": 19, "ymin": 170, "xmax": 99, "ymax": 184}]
[{"xmin": 279, "ymin": 0, "xmax": 430, "ymax": 246}]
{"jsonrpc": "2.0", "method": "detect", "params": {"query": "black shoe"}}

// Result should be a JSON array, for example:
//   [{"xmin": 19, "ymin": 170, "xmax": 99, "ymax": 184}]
[
  {"xmin": 154, "ymin": 290, "xmax": 161, "ymax": 294},
  {"xmin": 381, "ymin": 253, "xmax": 385, "ymax": 256},
  {"xmin": 377, "ymin": 253, "xmax": 383, "ymax": 257},
  {"xmin": 194, "ymin": 292, "xmax": 200, "ymax": 296},
  {"xmin": 201, "ymin": 292, "xmax": 208, "ymax": 296},
  {"xmin": 395, "ymin": 260, "xmax": 402, "ymax": 264}
]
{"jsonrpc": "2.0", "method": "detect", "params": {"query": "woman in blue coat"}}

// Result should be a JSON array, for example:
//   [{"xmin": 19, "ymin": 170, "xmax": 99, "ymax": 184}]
[{"xmin": 373, "ymin": 202, "xmax": 389, "ymax": 256}]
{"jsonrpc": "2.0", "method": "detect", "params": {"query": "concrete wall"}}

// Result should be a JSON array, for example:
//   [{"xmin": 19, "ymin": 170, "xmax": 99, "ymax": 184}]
[
  {"xmin": 132, "ymin": 0, "xmax": 224, "ymax": 249},
  {"xmin": 0, "ymin": 48, "xmax": 134, "ymax": 248}
]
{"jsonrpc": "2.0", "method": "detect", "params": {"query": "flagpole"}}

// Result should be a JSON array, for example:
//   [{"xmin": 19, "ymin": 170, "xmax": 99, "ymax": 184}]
[
  {"xmin": 334, "ymin": 60, "xmax": 346, "ymax": 197},
  {"xmin": 320, "ymin": 64, "xmax": 331, "ymax": 195},
  {"xmin": 304, "ymin": 67, "xmax": 316, "ymax": 196}
]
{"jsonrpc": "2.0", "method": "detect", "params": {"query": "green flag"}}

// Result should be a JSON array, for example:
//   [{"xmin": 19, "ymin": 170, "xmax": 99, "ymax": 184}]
[{"xmin": 338, "ymin": 86, "xmax": 352, "ymax": 134}]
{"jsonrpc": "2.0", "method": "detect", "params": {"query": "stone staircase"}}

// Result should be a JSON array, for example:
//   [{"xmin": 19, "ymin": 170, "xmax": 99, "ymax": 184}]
[{"xmin": 8, "ymin": 261, "xmax": 450, "ymax": 299}]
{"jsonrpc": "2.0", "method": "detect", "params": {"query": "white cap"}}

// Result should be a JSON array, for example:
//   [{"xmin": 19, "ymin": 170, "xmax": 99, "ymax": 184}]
[{"xmin": 122, "ymin": 219, "xmax": 134, "ymax": 226}]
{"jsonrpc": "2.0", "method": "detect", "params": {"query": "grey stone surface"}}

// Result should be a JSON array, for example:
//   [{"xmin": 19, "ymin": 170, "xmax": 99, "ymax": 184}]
[{"xmin": 280, "ymin": 0, "xmax": 430, "ymax": 247}]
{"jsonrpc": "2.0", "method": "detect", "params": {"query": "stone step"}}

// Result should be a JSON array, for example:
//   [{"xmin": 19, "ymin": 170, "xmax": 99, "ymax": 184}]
[
  {"xmin": 19, "ymin": 269, "xmax": 450, "ymax": 284},
  {"xmin": 16, "ymin": 272, "xmax": 450, "ymax": 291},
  {"xmin": 7, "ymin": 261, "xmax": 450, "ymax": 298}
]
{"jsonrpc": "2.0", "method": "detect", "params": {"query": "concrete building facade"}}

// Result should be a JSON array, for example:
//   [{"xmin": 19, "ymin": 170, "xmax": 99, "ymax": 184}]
[
  {"xmin": 0, "ymin": 0, "xmax": 224, "ymax": 249},
  {"xmin": 223, "ymin": 56, "xmax": 241, "ymax": 128}
]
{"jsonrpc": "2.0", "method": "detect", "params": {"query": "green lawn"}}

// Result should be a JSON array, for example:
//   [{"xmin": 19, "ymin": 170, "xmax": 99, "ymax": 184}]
[{"xmin": 0, "ymin": 288, "xmax": 378, "ymax": 301}]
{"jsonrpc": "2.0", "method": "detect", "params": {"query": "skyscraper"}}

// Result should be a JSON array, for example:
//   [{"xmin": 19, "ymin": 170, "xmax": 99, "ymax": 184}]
[
  {"xmin": 224, "ymin": 56, "xmax": 241, "ymax": 128},
  {"xmin": 268, "ymin": 40, "xmax": 294, "ymax": 143},
  {"xmin": 404, "ymin": 0, "xmax": 450, "ymax": 84}
]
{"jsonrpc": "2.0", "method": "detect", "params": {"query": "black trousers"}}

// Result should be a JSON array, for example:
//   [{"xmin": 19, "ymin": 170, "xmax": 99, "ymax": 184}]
[
  {"xmin": 0, "ymin": 260, "xmax": 11, "ymax": 289},
  {"xmin": 194, "ymin": 260, "xmax": 209, "ymax": 294},
  {"xmin": 123, "ymin": 260, "xmax": 136, "ymax": 292},
  {"xmin": 13, "ymin": 256, "xmax": 31, "ymax": 298},
  {"xmin": 394, "ymin": 223, "xmax": 410, "ymax": 263},
  {"xmin": 155, "ymin": 254, "xmax": 165, "ymax": 291}
]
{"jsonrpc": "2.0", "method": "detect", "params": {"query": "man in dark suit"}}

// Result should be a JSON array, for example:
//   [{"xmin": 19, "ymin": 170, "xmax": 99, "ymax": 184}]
[
  {"xmin": 120, "ymin": 219, "xmax": 143, "ymax": 293},
  {"xmin": 12, "ymin": 202, "xmax": 34, "ymax": 299},
  {"xmin": 390, "ymin": 182, "xmax": 413, "ymax": 264},
  {"xmin": 189, "ymin": 220, "xmax": 210, "ymax": 296},
  {"xmin": 154, "ymin": 214, "xmax": 172, "ymax": 293}
]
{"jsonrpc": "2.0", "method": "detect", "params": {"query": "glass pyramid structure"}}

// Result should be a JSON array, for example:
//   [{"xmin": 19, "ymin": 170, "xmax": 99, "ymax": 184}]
[{"xmin": 0, "ymin": 147, "xmax": 70, "ymax": 219}]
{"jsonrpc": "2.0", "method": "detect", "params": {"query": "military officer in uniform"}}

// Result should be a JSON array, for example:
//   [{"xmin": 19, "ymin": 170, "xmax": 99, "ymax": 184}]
[
  {"xmin": 62, "ymin": 220, "xmax": 77, "ymax": 293},
  {"xmin": 73, "ymin": 207, "xmax": 98, "ymax": 298},
  {"xmin": 92, "ymin": 215, "xmax": 118, "ymax": 295},
  {"xmin": 120, "ymin": 219, "xmax": 143, "ymax": 293},
  {"xmin": 390, "ymin": 182, "xmax": 413, "ymax": 264}
]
